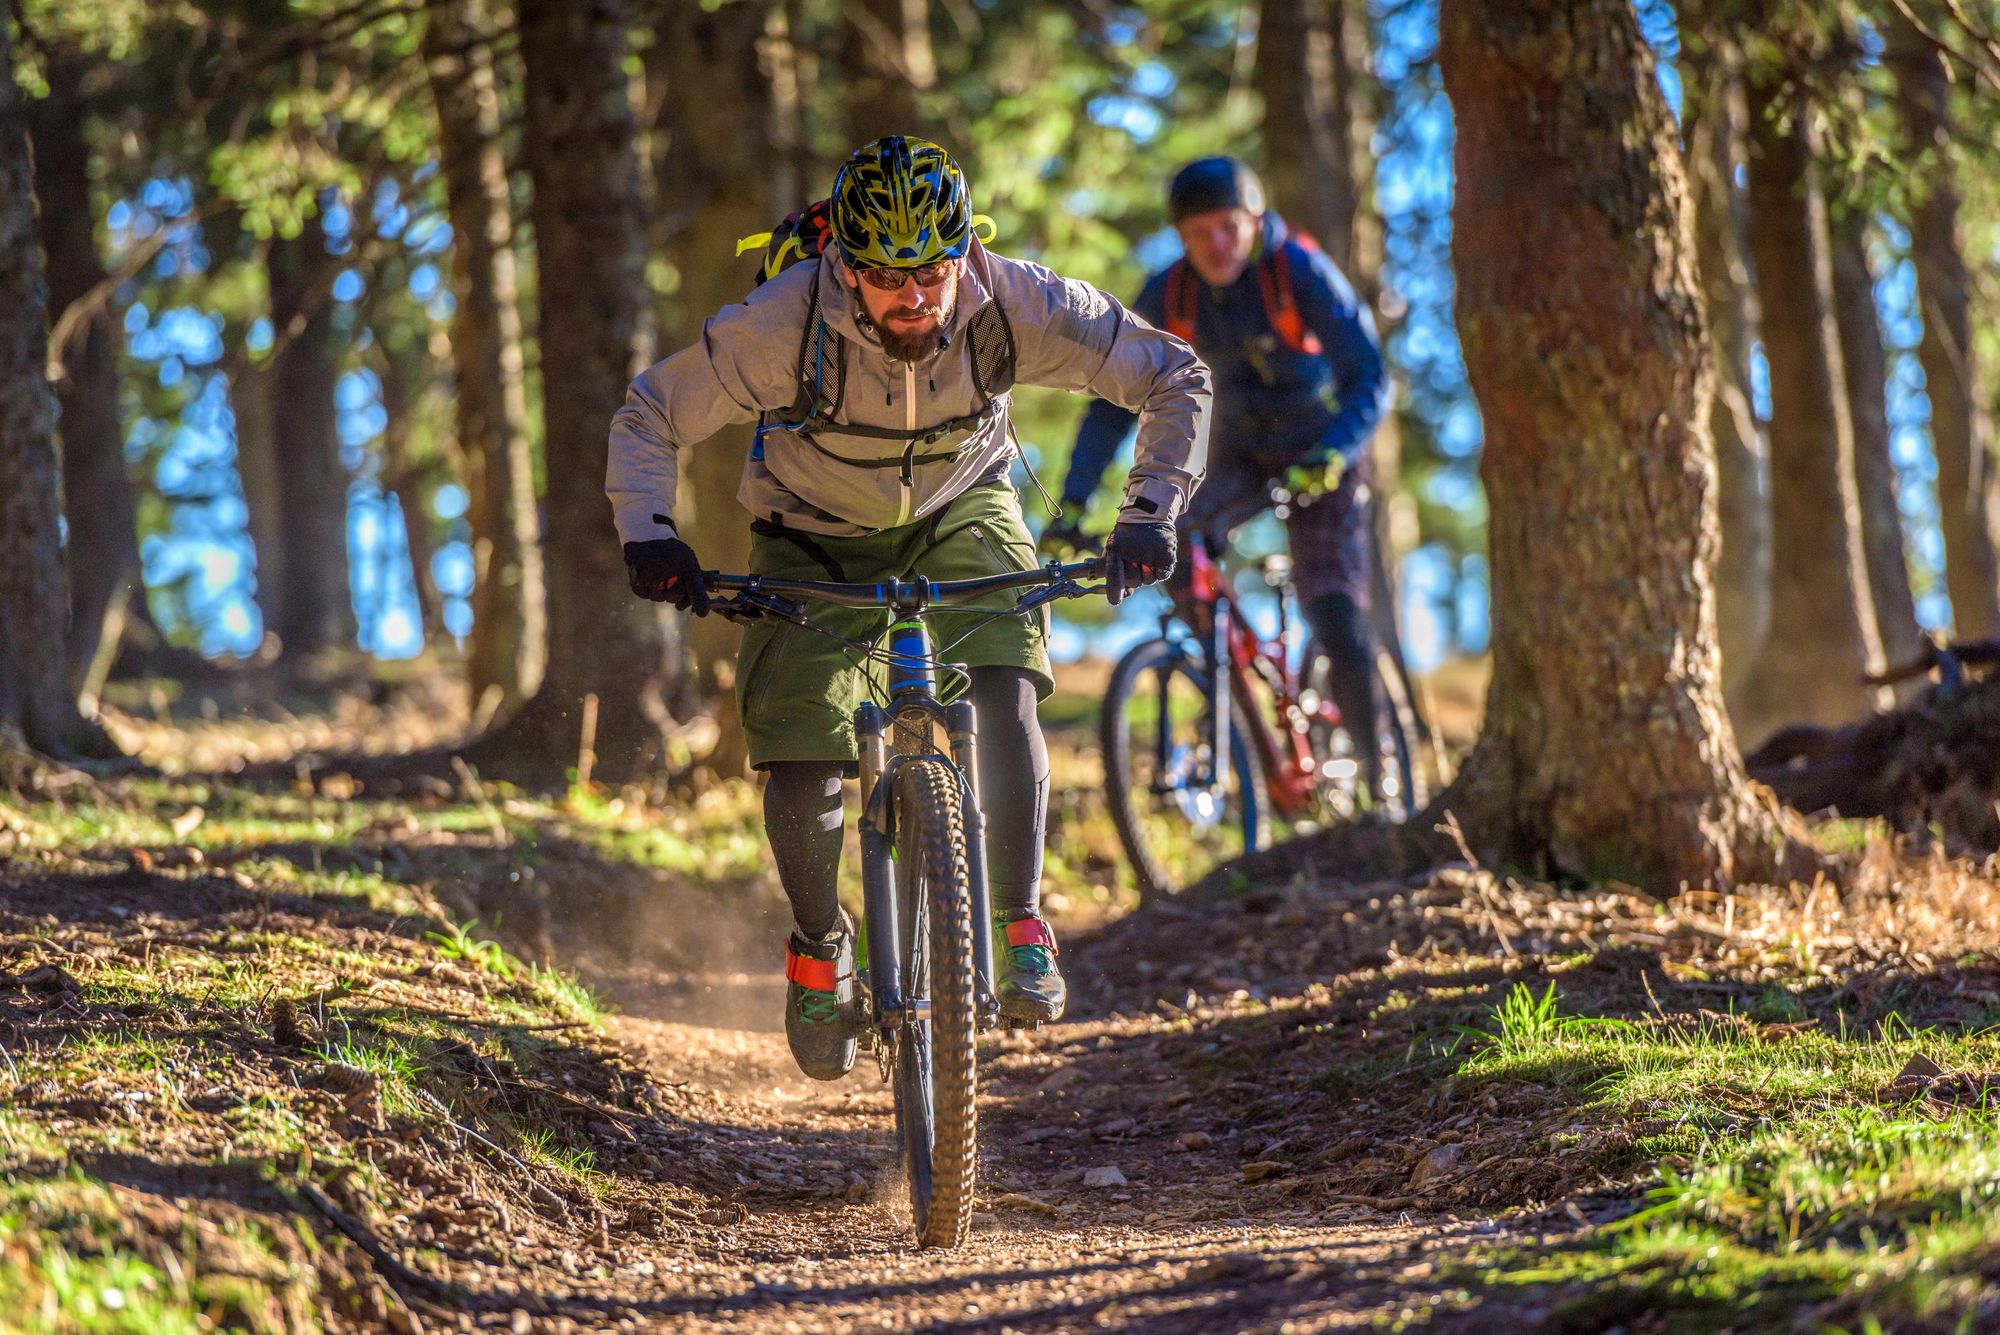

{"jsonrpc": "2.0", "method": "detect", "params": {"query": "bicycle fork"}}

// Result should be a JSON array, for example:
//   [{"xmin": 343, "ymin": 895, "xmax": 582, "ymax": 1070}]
[
  {"xmin": 1153, "ymin": 602, "xmax": 1234, "ymax": 793},
  {"xmin": 854, "ymin": 700, "xmax": 1001, "ymax": 1054}
]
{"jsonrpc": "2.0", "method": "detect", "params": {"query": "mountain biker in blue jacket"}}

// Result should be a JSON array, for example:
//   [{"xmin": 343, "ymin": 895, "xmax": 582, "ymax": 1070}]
[{"xmin": 1050, "ymin": 156, "xmax": 1392, "ymax": 790}]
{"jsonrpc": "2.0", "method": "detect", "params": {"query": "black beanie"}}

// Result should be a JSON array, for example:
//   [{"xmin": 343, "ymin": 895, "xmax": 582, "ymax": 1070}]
[{"xmin": 1168, "ymin": 157, "xmax": 1267, "ymax": 222}]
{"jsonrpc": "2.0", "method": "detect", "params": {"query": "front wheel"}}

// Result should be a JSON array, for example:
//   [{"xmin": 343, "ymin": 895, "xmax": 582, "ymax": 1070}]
[
  {"xmin": 1101, "ymin": 637, "xmax": 1268, "ymax": 903},
  {"xmin": 889, "ymin": 758, "xmax": 978, "ymax": 1249}
]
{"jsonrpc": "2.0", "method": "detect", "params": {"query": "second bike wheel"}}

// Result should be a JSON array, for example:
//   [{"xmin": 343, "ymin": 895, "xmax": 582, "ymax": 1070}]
[
  {"xmin": 1302, "ymin": 640, "xmax": 1425, "ymax": 822},
  {"xmin": 1101, "ymin": 636, "xmax": 1269, "ymax": 903},
  {"xmin": 888, "ymin": 758, "xmax": 978, "ymax": 1249}
]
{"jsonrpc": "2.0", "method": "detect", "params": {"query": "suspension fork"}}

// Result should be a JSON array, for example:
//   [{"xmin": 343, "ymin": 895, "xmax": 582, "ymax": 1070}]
[
  {"xmin": 945, "ymin": 698, "xmax": 1000, "ymax": 1025},
  {"xmin": 1204, "ymin": 594, "xmax": 1234, "ymax": 789},
  {"xmin": 855, "ymin": 703, "xmax": 904, "ymax": 1023}
]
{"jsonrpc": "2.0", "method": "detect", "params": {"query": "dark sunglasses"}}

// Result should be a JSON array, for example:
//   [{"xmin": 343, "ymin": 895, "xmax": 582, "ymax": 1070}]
[{"xmin": 855, "ymin": 259, "xmax": 958, "ymax": 291}]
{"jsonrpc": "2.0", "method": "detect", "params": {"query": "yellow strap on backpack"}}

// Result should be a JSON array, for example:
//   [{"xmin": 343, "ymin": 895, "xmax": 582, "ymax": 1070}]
[
  {"xmin": 735, "ymin": 231, "xmax": 774, "ymax": 257},
  {"xmin": 972, "ymin": 214, "xmax": 997, "ymax": 244}
]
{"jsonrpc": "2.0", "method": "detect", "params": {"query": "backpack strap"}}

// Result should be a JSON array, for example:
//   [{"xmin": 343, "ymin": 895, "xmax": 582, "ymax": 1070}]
[
  {"xmin": 1164, "ymin": 259, "xmax": 1198, "ymax": 344},
  {"xmin": 1255, "ymin": 243, "xmax": 1324, "ymax": 357}
]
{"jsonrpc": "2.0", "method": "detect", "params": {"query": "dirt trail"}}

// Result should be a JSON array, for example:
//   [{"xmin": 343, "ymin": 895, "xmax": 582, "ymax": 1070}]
[{"xmin": 599, "ymin": 965, "xmax": 1491, "ymax": 1335}]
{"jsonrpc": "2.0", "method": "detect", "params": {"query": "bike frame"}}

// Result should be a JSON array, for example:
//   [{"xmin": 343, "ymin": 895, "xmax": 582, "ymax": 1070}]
[{"xmin": 1170, "ymin": 540, "xmax": 1336, "ymax": 820}]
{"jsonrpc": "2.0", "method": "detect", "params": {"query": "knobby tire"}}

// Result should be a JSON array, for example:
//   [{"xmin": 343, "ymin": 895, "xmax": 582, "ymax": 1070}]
[{"xmin": 891, "ymin": 758, "xmax": 978, "ymax": 1249}]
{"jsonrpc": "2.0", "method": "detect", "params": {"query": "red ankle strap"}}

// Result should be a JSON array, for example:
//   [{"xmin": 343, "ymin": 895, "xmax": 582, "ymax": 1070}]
[
  {"xmin": 785, "ymin": 942, "xmax": 840, "ymax": 991},
  {"xmin": 1004, "ymin": 917, "xmax": 1058, "ymax": 953}
]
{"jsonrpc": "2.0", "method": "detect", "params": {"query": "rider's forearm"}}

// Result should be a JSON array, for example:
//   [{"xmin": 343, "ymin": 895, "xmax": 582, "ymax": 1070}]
[
  {"xmin": 1082, "ymin": 327, "xmax": 1211, "ymax": 523},
  {"xmin": 606, "ymin": 341, "xmax": 758, "ymax": 545},
  {"xmin": 1063, "ymin": 398, "xmax": 1139, "ymax": 509}
]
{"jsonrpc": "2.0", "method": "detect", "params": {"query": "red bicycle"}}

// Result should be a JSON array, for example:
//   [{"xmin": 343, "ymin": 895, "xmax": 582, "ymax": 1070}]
[{"xmin": 1099, "ymin": 534, "xmax": 1429, "ymax": 900}]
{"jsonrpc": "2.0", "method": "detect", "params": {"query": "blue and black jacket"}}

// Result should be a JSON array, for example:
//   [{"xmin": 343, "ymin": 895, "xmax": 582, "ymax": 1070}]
[{"xmin": 1062, "ymin": 211, "xmax": 1386, "ymax": 510}]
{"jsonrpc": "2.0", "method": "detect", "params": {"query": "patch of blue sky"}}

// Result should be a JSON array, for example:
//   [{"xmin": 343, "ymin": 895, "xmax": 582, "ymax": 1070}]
[
  {"xmin": 433, "ymin": 482, "xmax": 470, "ymax": 521},
  {"xmin": 432, "ymin": 541, "xmax": 476, "ymax": 599},
  {"xmin": 409, "ymin": 263, "xmax": 442, "ymax": 301},
  {"xmin": 1087, "ymin": 93, "xmax": 1161, "ymax": 142},
  {"xmin": 1130, "ymin": 60, "xmax": 1175, "ymax": 98},
  {"xmin": 406, "ymin": 215, "xmax": 452, "ymax": 254},
  {"xmin": 332, "ymin": 269, "xmax": 366, "ymax": 303}
]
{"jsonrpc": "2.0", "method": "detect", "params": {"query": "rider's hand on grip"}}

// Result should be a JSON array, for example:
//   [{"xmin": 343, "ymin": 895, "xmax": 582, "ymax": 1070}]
[
  {"xmin": 624, "ymin": 538, "xmax": 711, "ymax": 616},
  {"xmin": 1102, "ymin": 520, "xmax": 1176, "ymax": 606}
]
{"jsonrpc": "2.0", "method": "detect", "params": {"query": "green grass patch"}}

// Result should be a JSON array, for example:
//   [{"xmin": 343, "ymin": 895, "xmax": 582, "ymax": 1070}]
[{"xmin": 1452, "ymin": 983, "xmax": 2000, "ymax": 1331}]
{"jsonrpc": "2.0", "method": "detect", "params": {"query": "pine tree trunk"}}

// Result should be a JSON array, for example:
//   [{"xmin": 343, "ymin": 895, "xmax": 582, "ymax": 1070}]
[
  {"xmin": 28, "ymin": 56, "xmax": 148, "ymax": 691},
  {"xmin": 841, "ymin": 0, "xmax": 933, "ymax": 144},
  {"xmin": 265, "ymin": 221, "xmax": 356, "ymax": 660},
  {"xmin": 0, "ymin": 12, "xmax": 107, "ymax": 760},
  {"xmin": 492, "ymin": 0, "xmax": 666, "ymax": 778},
  {"xmin": 648, "ymin": 0, "xmax": 796, "ymax": 777},
  {"xmin": 1254, "ymin": 0, "xmax": 1358, "ymax": 262},
  {"xmin": 1682, "ymin": 32, "xmax": 1771, "ymax": 713},
  {"xmin": 426, "ymin": 0, "xmax": 545, "ymax": 712},
  {"xmin": 1433, "ymin": 0, "xmax": 1803, "ymax": 891},
  {"xmin": 1892, "ymin": 32, "xmax": 2000, "ymax": 639},
  {"xmin": 235, "ymin": 351, "xmax": 284, "ymax": 646},
  {"xmin": 1731, "ymin": 78, "xmax": 1882, "ymax": 743},
  {"xmin": 375, "ymin": 349, "xmax": 443, "ymax": 641},
  {"xmin": 1829, "ymin": 210, "xmax": 1923, "ymax": 670}
]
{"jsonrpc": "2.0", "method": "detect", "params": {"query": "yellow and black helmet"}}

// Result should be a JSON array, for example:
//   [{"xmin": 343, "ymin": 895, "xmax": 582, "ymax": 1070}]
[{"xmin": 829, "ymin": 136, "xmax": 973, "ymax": 270}]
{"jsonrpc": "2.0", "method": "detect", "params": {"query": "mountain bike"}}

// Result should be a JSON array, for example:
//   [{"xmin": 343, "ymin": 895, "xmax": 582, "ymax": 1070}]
[
  {"xmin": 1100, "ymin": 532, "xmax": 1429, "ymax": 902},
  {"xmin": 709, "ymin": 558, "xmax": 1100, "ymax": 1250}
]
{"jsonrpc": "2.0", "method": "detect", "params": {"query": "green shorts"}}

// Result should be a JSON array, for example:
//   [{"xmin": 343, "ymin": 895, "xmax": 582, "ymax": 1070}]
[{"xmin": 734, "ymin": 483, "xmax": 1054, "ymax": 770}]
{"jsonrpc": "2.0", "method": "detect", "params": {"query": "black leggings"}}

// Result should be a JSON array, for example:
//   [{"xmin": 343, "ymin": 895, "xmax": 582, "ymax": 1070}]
[
  {"xmin": 763, "ymin": 666, "xmax": 1049, "ymax": 940},
  {"xmin": 1304, "ymin": 592, "xmax": 1380, "ymax": 782}
]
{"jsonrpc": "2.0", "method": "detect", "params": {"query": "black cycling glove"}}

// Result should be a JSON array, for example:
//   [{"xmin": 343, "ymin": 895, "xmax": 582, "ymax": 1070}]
[
  {"xmin": 1101, "ymin": 520, "xmax": 1177, "ymax": 606},
  {"xmin": 624, "ymin": 537, "xmax": 710, "ymax": 615}
]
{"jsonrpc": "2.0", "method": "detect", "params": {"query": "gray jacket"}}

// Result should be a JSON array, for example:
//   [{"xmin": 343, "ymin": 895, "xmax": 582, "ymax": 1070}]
[{"xmin": 607, "ymin": 239, "xmax": 1211, "ymax": 541}]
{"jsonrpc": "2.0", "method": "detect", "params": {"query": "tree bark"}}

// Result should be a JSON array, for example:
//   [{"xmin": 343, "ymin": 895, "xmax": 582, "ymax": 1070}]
[
  {"xmin": 494, "ymin": 0, "xmax": 666, "ymax": 778},
  {"xmin": 1433, "ymin": 0, "xmax": 1804, "ymax": 891},
  {"xmin": 426, "ymin": 0, "xmax": 545, "ymax": 712},
  {"xmin": 27, "ymin": 56, "xmax": 149, "ymax": 692},
  {"xmin": 265, "ymin": 219, "xmax": 356, "ymax": 659},
  {"xmin": 1681, "ymin": 32, "xmax": 1772, "ymax": 715},
  {"xmin": 646, "ymin": 0, "xmax": 797, "ymax": 776},
  {"xmin": 841, "ymin": 0, "xmax": 933, "ymax": 145},
  {"xmin": 1829, "ymin": 209, "xmax": 1923, "ymax": 670},
  {"xmin": 1891, "ymin": 31, "xmax": 2000, "ymax": 639},
  {"xmin": 0, "ymin": 9, "xmax": 108, "ymax": 759},
  {"xmin": 1731, "ymin": 77, "xmax": 1883, "ymax": 743},
  {"xmin": 235, "ymin": 348, "xmax": 284, "ymax": 647},
  {"xmin": 1254, "ymin": 0, "xmax": 1359, "ymax": 264}
]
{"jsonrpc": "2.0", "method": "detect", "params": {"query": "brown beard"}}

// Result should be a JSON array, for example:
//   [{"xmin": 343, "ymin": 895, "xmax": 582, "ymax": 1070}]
[{"xmin": 873, "ymin": 285, "xmax": 956, "ymax": 363}]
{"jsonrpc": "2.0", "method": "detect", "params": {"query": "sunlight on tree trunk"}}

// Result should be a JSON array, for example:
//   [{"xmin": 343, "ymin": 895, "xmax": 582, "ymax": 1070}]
[
  {"xmin": 1433, "ymin": 0, "xmax": 1808, "ymax": 892},
  {"xmin": 1892, "ymin": 29, "xmax": 2000, "ymax": 641},
  {"xmin": 1682, "ymin": 31, "xmax": 1771, "ymax": 718},
  {"xmin": 1732, "ymin": 77, "xmax": 1882, "ymax": 744},
  {"xmin": 1830, "ymin": 210, "xmax": 1923, "ymax": 673},
  {"xmin": 29, "ymin": 56, "xmax": 149, "ymax": 693},
  {"xmin": 426, "ymin": 0, "xmax": 546, "ymax": 713},
  {"xmin": 490, "ymin": 0, "xmax": 667, "ymax": 779},
  {"xmin": 646, "ymin": 0, "xmax": 801, "ymax": 778},
  {"xmin": 0, "ymin": 11, "xmax": 111, "ymax": 761}
]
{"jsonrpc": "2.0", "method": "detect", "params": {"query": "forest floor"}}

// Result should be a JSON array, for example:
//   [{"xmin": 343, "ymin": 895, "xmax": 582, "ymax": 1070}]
[{"xmin": 3, "ymin": 663, "xmax": 1999, "ymax": 1333}]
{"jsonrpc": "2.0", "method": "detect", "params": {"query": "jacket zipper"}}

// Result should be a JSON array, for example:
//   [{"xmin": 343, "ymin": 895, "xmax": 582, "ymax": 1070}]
[{"xmin": 896, "ymin": 361, "xmax": 918, "ymax": 527}]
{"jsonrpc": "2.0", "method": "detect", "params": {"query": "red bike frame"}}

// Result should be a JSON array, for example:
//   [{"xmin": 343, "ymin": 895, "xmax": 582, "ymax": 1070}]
[{"xmin": 1181, "ymin": 540, "xmax": 1340, "ymax": 819}]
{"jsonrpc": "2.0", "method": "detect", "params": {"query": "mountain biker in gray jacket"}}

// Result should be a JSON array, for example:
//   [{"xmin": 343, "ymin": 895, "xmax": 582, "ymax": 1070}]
[{"xmin": 608, "ymin": 136, "xmax": 1211, "ymax": 1079}]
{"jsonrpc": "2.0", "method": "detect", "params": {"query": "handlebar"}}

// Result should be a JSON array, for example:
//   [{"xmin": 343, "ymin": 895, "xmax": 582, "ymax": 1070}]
[{"xmin": 704, "ymin": 558, "xmax": 1105, "ymax": 623}]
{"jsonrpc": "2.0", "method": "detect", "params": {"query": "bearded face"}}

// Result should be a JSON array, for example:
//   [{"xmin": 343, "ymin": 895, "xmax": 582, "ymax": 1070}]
[{"xmin": 844, "ymin": 259, "xmax": 962, "ymax": 364}]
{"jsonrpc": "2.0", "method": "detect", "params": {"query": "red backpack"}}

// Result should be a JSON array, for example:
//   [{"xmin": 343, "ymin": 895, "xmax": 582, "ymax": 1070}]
[{"xmin": 1163, "ymin": 233, "xmax": 1324, "ymax": 356}]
